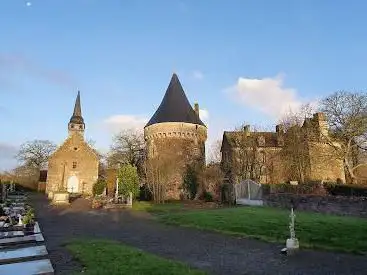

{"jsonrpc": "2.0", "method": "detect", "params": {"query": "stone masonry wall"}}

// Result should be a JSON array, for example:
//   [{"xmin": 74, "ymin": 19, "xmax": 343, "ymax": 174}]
[
  {"xmin": 264, "ymin": 193, "xmax": 367, "ymax": 218},
  {"xmin": 145, "ymin": 122, "xmax": 207, "ymax": 200},
  {"xmin": 307, "ymin": 142, "xmax": 345, "ymax": 182},
  {"xmin": 46, "ymin": 133, "xmax": 99, "ymax": 196}
]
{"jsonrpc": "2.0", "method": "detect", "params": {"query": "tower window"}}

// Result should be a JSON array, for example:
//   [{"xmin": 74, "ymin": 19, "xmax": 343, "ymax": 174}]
[
  {"xmin": 72, "ymin": 162, "xmax": 77, "ymax": 169},
  {"xmin": 79, "ymin": 125, "xmax": 83, "ymax": 129},
  {"xmin": 70, "ymin": 124, "xmax": 74, "ymax": 129}
]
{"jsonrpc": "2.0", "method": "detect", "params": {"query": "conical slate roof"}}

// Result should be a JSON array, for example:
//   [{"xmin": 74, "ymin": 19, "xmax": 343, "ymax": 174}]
[
  {"xmin": 69, "ymin": 91, "xmax": 84, "ymax": 124},
  {"xmin": 145, "ymin": 74, "xmax": 205, "ymax": 127}
]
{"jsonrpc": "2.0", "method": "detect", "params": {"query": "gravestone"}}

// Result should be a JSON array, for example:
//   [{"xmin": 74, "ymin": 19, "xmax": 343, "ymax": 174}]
[
  {"xmin": 0, "ymin": 233, "xmax": 44, "ymax": 246},
  {"xmin": 0, "ymin": 259, "xmax": 54, "ymax": 275},
  {"xmin": 0, "ymin": 231, "xmax": 24, "ymax": 239},
  {"xmin": 0, "ymin": 245, "xmax": 48, "ymax": 264},
  {"xmin": 52, "ymin": 192, "xmax": 69, "ymax": 204}
]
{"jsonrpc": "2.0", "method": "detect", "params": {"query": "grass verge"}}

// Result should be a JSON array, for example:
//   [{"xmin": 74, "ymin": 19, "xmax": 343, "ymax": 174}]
[
  {"xmin": 156, "ymin": 206, "xmax": 367, "ymax": 254},
  {"xmin": 67, "ymin": 239, "xmax": 206, "ymax": 275}
]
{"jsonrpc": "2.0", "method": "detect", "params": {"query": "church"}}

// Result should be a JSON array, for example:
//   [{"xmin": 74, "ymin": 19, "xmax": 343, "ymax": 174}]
[{"xmin": 45, "ymin": 92, "xmax": 99, "ymax": 198}]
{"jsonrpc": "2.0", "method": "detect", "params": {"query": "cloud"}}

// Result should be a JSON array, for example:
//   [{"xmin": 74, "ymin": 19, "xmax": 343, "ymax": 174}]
[
  {"xmin": 199, "ymin": 109, "xmax": 209, "ymax": 122},
  {"xmin": 0, "ymin": 53, "xmax": 77, "ymax": 88},
  {"xmin": 192, "ymin": 70, "xmax": 204, "ymax": 80},
  {"xmin": 227, "ymin": 74, "xmax": 304, "ymax": 118},
  {"xmin": 0, "ymin": 143, "xmax": 18, "ymax": 172},
  {"xmin": 103, "ymin": 115, "xmax": 148, "ymax": 134}
]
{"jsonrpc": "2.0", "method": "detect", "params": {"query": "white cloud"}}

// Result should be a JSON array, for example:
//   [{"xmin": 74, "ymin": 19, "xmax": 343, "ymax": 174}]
[
  {"xmin": 227, "ymin": 74, "xmax": 304, "ymax": 118},
  {"xmin": 199, "ymin": 109, "xmax": 209, "ymax": 122},
  {"xmin": 103, "ymin": 115, "xmax": 148, "ymax": 134},
  {"xmin": 192, "ymin": 70, "xmax": 204, "ymax": 80}
]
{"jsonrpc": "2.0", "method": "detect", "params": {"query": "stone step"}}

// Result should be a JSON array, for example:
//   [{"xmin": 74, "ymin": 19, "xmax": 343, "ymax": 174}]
[
  {"xmin": 0, "ymin": 258, "xmax": 54, "ymax": 274},
  {"xmin": 0, "ymin": 245, "xmax": 48, "ymax": 264}
]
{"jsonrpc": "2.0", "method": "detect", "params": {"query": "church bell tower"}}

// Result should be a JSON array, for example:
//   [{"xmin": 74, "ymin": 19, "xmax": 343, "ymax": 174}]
[{"xmin": 68, "ymin": 91, "xmax": 85, "ymax": 136}]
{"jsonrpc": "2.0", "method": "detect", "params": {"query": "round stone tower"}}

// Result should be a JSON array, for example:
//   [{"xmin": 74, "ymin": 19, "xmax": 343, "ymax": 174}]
[{"xmin": 144, "ymin": 73, "xmax": 207, "ymax": 200}]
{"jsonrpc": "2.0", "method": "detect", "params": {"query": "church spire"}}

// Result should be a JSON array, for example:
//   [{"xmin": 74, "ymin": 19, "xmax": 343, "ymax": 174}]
[
  {"xmin": 69, "ymin": 91, "xmax": 84, "ymax": 125},
  {"xmin": 73, "ymin": 90, "xmax": 82, "ymax": 117},
  {"xmin": 68, "ymin": 91, "xmax": 85, "ymax": 136}
]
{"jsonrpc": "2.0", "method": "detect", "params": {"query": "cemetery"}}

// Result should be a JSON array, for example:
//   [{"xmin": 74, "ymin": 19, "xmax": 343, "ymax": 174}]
[{"xmin": 0, "ymin": 182, "xmax": 54, "ymax": 275}]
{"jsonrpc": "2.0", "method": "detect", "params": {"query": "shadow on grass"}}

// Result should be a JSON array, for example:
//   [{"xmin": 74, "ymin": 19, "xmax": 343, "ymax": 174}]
[{"xmin": 64, "ymin": 238, "xmax": 207, "ymax": 275}]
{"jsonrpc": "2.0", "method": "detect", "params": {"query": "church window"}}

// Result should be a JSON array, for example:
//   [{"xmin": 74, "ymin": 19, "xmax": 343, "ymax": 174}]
[{"xmin": 72, "ymin": 162, "xmax": 77, "ymax": 169}]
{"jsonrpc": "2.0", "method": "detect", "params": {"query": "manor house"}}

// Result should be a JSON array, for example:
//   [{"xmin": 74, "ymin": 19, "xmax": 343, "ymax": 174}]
[{"xmin": 221, "ymin": 112, "xmax": 345, "ymax": 184}]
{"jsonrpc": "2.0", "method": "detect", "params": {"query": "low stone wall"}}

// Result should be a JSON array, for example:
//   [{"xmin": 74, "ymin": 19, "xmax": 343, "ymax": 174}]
[{"xmin": 263, "ymin": 193, "xmax": 367, "ymax": 218}]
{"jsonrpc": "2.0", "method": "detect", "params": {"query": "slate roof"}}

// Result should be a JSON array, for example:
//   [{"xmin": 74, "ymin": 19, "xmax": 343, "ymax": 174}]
[
  {"xmin": 223, "ymin": 131, "xmax": 280, "ymax": 148},
  {"xmin": 69, "ymin": 91, "xmax": 84, "ymax": 124},
  {"xmin": 145, "ymin": 74, "xmax": 205, "ymax": 127}
]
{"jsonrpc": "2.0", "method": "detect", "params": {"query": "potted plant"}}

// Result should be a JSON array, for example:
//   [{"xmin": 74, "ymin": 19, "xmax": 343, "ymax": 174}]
[{"xmin": 22, "ymin": 208, "xmax": 35, "ymax": 232}]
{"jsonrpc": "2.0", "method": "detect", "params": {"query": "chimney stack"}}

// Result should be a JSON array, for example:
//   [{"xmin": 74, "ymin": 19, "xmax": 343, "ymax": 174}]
[
  {"xmin": 276, "ymin": 124, "xmax": 284, "ymax": 134},
  {"xmin": 194, "ymin": 103, "xmax": 200, "ymax": 117}
]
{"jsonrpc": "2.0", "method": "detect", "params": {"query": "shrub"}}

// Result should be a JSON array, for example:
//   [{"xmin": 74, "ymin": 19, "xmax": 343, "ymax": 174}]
[
  {"xmin": 92, "ymin": 179, "xmax": 107, "ymax": 196},
  {"xmin": 202, "ymin": 191, "xmax": 214, "ymax": 202},
  {"xmin": 183, "ymin": 165, "xmax": 199, "ymax": 200},
  {"xmin": 262, "ymin": 181, "xmax": 325, "ymax": 195},
  {"xmin": 91, "ymin": 197, "xmax": 104, "ymax": 209},
  {"xmin": 118, "ymin": 164, "xmax": 140, "ymax": 198},
  {"xmin": 139, "ymin": 184, "xmax": 153, "ymax": 201},
  {"xmin": 323, "ymin": 182, "xmax": 367, "ymax": 197}
]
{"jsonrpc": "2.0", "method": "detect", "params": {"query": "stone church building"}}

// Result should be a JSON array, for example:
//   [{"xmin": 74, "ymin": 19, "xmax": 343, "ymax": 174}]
[
  {"xmin": 46, "ymin": 92, "xmax": 99, "ymax": 197},
  {"xmin": 144, "ymin": 73, "xmax": 207, "ymax": 200}
]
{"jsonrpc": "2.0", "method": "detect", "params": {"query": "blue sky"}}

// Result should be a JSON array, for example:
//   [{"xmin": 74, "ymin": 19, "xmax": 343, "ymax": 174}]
[{"xmin": 1, "ymin": 0, "xmax": 367, "ymax": 170}]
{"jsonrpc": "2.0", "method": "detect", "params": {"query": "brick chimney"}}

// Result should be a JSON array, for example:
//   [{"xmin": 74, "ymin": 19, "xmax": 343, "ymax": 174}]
[
  {"xmin": 243, "ymin": 125, "xmax": 250, "ymax": 136},
  {"xmin": 313, "ymin": 112, "xmax": 329, "ymax": 137},
  {"xmin": 194, "ymin": 103, "xmax": 200, "ymax": 117},
  {"xmin": 276, "ymin": 124, "xmax": 284, "ymax": 134}
]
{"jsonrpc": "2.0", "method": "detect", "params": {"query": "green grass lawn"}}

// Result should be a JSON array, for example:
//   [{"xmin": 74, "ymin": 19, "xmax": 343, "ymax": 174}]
[
  {"xmin": 67, "ymin": 239, "xmax": 206, "ymax": 275},
  {"xmin": 132, "ymin": 201, "xmax": 186, "ymax": 213},
  {"xmin": 153, "ymin": 205, "xmax": 367, "ymax": 254}
]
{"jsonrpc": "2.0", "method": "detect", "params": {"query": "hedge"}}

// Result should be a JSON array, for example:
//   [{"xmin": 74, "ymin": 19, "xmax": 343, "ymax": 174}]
[
  {"xmin": 323, "ymin": 182, "xmax": 367, "ymax": 197},
  {"xmin": 262, "ymin": 182, "xmax": 367, "ymax": 197}
]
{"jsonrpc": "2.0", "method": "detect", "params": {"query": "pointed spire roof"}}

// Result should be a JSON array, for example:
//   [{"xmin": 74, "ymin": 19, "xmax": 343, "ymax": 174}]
[
  {"xmin": 145, "ymin": 74, "xmax": 205, "ymax": 127},
  {"xmin": 69, "ymin": 91, "xmax": 84, "ymax": 124}
]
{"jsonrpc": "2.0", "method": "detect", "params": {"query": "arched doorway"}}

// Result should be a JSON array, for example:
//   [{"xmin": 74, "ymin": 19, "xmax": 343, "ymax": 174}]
[{"xmin": 67, "ymin": 175, "xmax": 79, "ymax": 193}]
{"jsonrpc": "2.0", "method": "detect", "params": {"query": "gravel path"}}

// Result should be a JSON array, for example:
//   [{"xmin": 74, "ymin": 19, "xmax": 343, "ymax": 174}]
[{"xmin": 30, "ymin": 193, "xmax": 367, "ymax": 275}]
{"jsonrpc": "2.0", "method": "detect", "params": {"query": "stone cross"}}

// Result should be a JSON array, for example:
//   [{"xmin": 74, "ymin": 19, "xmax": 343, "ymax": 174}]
[{"xmin": 289, "ymin": 207, "xmax": 296, "ymax": 240}]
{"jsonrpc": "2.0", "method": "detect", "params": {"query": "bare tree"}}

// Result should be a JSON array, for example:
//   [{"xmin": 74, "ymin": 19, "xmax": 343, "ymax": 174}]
[
  {"xmin": 145, "ymin": 139, "xmax": 196, "ymax": 203},
  {"xmin": 108, "ymin": 129, "xmax": 145, "ymax": 167},
  {"xmin": 16, "ymin": 140, "xmax": 56, "ymax": 171},
  {"xmin": 230, "ymin": 124, "xmax": 267, "ymax": 183},
  {"xmin": 320, "ymin": 91, "xmax": 367, "ymax": 183},
  {"xmin": 279, "ymin": 103, "xmax": 316, "ymax": 130},
  {"xmin": 207, "ymin": 139, "xmax": 222, "ymax": 165},
  {"xmin": 145, "ymin": 140, "xmax": 179, "ymax": 203}
]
